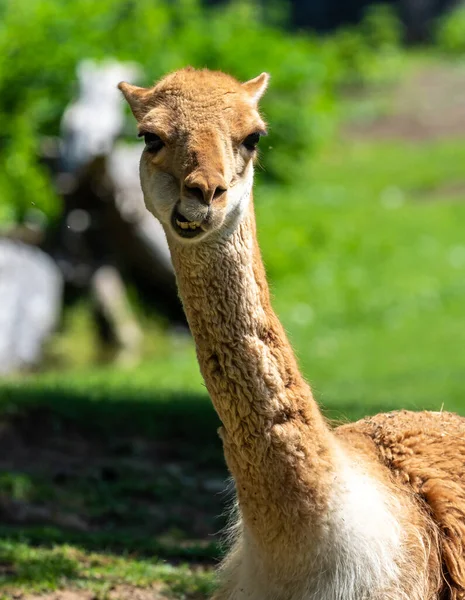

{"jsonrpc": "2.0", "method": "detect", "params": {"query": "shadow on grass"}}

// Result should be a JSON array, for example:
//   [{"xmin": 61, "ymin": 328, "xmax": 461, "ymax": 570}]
[
  {"xmin": 0, "ymin": 378, "xmax": 421, "ymax": 566},
  {"xmin": 0, "ymin": 383, "xmax": 227, "ymax": 563},
  {"xmin": 0, "ymin": 384, "xmax": 221, "ymax": 446}
]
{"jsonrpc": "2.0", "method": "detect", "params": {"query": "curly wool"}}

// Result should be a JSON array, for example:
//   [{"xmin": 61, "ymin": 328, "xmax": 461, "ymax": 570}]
[{"xmin": 339, "ymin": 410, "xmax": 465, "ymax": 599}]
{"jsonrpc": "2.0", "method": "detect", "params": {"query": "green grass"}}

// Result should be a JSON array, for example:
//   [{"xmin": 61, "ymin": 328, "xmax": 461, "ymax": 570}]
[
  {"xmin": 258, "ymin": 139, "xmax": 465, "ymax": 418},
  {"xmin": 2, "ymin": 59, "xmax": 465, "ymax": 598},
  {"xmin": 0, "ymin": 540, "xmax": 216, "ymax": 598}
]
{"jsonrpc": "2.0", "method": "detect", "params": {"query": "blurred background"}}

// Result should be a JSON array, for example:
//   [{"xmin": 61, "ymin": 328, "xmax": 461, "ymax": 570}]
[{"xmin": 1, "ymin": 0, "xmax": 465, "ymax": 597}]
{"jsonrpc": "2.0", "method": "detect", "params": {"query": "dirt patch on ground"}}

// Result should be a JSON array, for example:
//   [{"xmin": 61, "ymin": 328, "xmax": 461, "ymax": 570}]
[{"xmin": 346, "ymin": 62, "xmax": 465, "ymax": 141}]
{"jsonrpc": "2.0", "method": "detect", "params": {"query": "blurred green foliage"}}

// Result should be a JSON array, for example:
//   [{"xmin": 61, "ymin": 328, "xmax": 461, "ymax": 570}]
[
  {"xmin": 322, "ymin": 4, "xmax": 402, "ymax": 88},
  {"xmin": 0, "ymin": 0, "xmax": 402, "ymax": 225},
  {"xmin": 436, "ymin": 4, "xmax": 465, "ymax": 54}
]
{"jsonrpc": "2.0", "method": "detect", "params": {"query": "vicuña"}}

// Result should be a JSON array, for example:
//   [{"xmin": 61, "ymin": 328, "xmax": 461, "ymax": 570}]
[{"xmin": 119, "ymin": 68, "xmax": 465, "ymax": 600}]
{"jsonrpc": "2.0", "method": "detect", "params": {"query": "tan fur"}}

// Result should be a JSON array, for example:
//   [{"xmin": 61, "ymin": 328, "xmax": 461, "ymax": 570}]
[{"xmin": 119, "ymin": 68, "xmax": 465, "ymax": 599}]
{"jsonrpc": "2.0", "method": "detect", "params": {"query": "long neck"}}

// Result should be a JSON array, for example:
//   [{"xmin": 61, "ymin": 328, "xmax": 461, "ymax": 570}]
[{"xmin": 169, "ymin": 201, "xmax": 337, "ymax": 553}]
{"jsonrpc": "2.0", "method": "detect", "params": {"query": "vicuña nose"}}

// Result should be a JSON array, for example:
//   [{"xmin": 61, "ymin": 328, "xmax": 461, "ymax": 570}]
[{"xmin": 184, "ymin": 175, "xmax": 227, "ymax": 205}]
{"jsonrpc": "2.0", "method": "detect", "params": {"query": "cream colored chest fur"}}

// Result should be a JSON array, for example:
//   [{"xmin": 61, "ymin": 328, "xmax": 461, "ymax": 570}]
[{"xmin": 217, "ymin": 463, "xmax": 429, "ymax": 600}]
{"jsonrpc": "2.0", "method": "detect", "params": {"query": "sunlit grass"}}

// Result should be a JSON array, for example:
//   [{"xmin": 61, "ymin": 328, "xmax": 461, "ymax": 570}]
[
  {"xmin": 0, "ymin": 540, "xmax": 216, "ymax": 597},
  {"xmin": 257, "ymin": 138, "xmax": 465, "ymax": 417}
]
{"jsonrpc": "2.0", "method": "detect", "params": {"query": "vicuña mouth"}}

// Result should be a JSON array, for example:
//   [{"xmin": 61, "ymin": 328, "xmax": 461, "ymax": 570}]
[{"xmin": 171, "ymin": 207, "xmax": 205, "ymax": 239}]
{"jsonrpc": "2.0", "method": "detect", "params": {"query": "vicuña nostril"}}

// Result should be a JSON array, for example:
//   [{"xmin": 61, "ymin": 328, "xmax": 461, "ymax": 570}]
[
  {"xmin": 184, "ymin": 185, "xmax": 205, "ymax": 202},
  {"xmin": 213, "ymin": 186, "xmax": 227, "ymax": 200}
]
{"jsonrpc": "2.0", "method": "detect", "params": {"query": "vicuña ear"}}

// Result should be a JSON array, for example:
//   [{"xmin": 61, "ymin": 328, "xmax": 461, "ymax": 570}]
[
  {"xmin": 118, "ymin": 82, "xmax": 151, "ymax": 120},
  {"xmin": 242, "ymin": 72, "xmax": 270, "ymax": 104}
]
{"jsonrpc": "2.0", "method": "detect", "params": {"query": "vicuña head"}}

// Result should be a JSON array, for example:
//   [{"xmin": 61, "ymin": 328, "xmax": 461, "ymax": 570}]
[{"xmin": 118, "ymin": 68, "xmax": 268, "ymax": 243}]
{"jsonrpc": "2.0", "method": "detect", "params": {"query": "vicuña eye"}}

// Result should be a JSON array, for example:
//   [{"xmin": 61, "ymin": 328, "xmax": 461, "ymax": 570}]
[
  {"xmin": 139, "ymin": 132, "xmax": 164, "ymax": 153},
  {"xmin": 242, "ymin": 132, "xmax": 262, "ymax": 151}
]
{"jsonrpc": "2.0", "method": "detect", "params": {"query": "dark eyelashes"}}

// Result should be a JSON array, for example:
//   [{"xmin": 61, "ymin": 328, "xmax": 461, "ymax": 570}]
[
  {"xmin": 242, "ymin": 130, "xmax": 266, "ymax": 151},
  {"xmin": 138, "ymin": 131, "xmax": 164, "ymax": 153}
]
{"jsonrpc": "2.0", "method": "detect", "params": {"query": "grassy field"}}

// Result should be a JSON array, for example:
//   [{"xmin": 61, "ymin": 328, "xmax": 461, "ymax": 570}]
[{"xmin": 1, "ymin": 55, "xmax": 465, "ymax": 598}]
